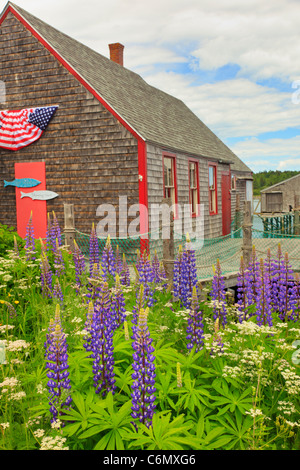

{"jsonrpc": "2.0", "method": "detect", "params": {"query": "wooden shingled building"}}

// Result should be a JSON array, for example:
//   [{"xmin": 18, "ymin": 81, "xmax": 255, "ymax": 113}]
[{"xmin": 0, "ymin": 2, "xmax": 253, "ymax": 241}]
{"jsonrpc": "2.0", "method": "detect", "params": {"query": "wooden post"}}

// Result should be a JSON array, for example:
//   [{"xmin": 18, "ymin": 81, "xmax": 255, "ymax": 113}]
[
  {"xmin": 162, "ymin": 197, "xmax": 174, "ymax": 280},
  {"xmin": 64, "ymin": 203, "xmax": 76, "ymax": 251},
  {"xmin": 242, "ymin": 200, "xmax": 252, "ymax": 267}
]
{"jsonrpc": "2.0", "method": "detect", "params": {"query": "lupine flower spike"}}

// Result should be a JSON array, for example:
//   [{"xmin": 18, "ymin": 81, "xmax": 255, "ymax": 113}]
[
  {"xmin": 45, "ymin": 304, "xmax": 72, "ymax": 424},
  {"xmin": 90, "ymin": 281, "xmax": 116, "ymax": 397},
  {"xmin": 89, "ymin": 223, "xmax": 100, "ymax": 277},
  {"xmin": 110, "ymin": 274, "xmax": 126, "ymax": 330},
  {"xmin": 131, "ymin": 307, "xmax": 156, "ymax": 430},
  {"xmin": 102, "ymin": 235, "xmax": 116, "ymax": 278},
  {"xmin": 120, "ymin": 253, "xmax": 131, "ymax": 286},
  {"xmin": 211, "ymin": 259, "xmax": 227, "ymax": 327},
  {"xmin": 256, "ymin": 259, "xmax": 273, "ymax": 327},
  {"xmin": 25, "ymin": 212, "xmax": 36, "ymax": 261}
]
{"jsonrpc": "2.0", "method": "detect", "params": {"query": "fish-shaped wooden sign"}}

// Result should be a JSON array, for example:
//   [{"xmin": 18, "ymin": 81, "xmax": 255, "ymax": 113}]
[
  {"xmin": 4, "ymin": 178, "xmax": 41, "ymax": 188},
  {"xmin": 20, "ymin": 190, "xmax": 59, "ymax": 200}
]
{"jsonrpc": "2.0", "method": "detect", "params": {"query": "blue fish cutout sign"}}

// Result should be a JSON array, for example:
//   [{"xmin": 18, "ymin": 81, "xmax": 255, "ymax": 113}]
[
  {"xmin": 4, "ymin": 178, "xmax": 41, "ymax": 188},
  {"xmin": 20, "ymin": 190, "xmax": 59, "ymax": 201}
]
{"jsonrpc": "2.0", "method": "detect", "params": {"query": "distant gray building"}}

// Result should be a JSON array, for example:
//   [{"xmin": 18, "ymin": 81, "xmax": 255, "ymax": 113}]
[{"xmin": 261, "ymin": 173, "xmax": 300, "ymax": 213}]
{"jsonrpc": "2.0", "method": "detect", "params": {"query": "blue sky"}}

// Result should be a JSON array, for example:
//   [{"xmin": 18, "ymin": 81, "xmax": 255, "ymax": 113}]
[{"xmin": 1, "ymin": 0, "xmax": 300, "ymax": 173}]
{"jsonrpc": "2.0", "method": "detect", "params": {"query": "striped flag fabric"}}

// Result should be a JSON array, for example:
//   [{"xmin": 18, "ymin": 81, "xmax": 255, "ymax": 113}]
[{"xmin": 0, "ymin": 106, "xmax": 58, "ymax": 150}]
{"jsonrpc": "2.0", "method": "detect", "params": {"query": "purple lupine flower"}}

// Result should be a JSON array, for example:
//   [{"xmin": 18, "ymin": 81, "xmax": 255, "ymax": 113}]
[
  {"xmin": 131, "ymin": 307, "xmax": 156, "ymax": 430},
  {"xmin": 294, "ymin": 273, "xmax": 300, "ymax": 321},
  {"xmin": 25, "ymin": 212, "xmax": 36, "ymax": 261},
  {"xmin": 46, "ymin": 213, "xmax": 52, "ymax": 252},
  {"xmin": 83, "ymin": 301, "xmax": 94, "ymax": 355},
  {"xmin": 181, "ymin": 247, "xmax": 198, "ymax": 308},
  {"xmin": 270, "ymin": 243, "xmax": 284, "ymax": 312},
  {"xmin": 278, "ymin": 252, "xmax": 297, "ymax": 322},
  {"xmin": 73, "ymin": 240, "xmax": 86, "ymax": 291},
  {"xmin": 151, "ymin": 250, "xmax": 161, "ymax": 284},
  {"xmin": 45, "ymin": 305, "xmax": 72, "ymax": 424},
  {"xmin": 110, "ymin": 274, "xmax": 126, "ymax": 330},
  {"xmin": 102, "ymin": 235, "xmax": 116, "ymax": 279},
  {"xmin": 89, "ymin": 223, "xmax": 100, "ymax": 277},
  {"xmin": 53, "ymin": 278, "xmax": 64, "ymax": 306},
  {"xmin": 136, "ymin": 251, "xmax": 155, "ymax": 307},
  {"xmin": 256, "ymin": 259, "xmax": 273, "ymax": 327},
  {"xmin": 236, "ymin": 255, "xmax": 249, "ymax": 322},
  {"xmin": 173, "ymin": 245, "xmax": 188, "ymax": 305},
  {"xmin": 115, "ymin": 245, "xmax": 123, "ymax": 275},
  {"xmin": 54, "ymin": 239, "xmax": 65, "ymax": 277},
  {"xmin": 186, "ymin": 286, "xmax": 204, "ymax": 352},
  {"xmin": 211, "ymin": 258, "xmax": 227, "ymax": 327},
  {"xmin": 51, "ymin": 211, "xmax": 62, "ymax": 248},
  {"xmin": 120, "ymin": 253, "xmax": 131, "ymax": 286},
  {"xmin": 245, "ymin": 245, "xmax": 260, "ymax": 308},
  {"xmin": 40, "ymin": 253, "xmax": 53, "ymax": 298},
  {"xmin": 90, "ymin": 281, "xmax": 116, "ymax": 397}
]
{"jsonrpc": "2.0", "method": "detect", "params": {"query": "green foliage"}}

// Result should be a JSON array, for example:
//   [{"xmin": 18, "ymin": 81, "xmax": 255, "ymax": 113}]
[
  {"xmin": 253, "ymin": 170, "xmax": 299, "ymax": 195},
  {"xmin": 0, "ymin": 222, "xmax": 24, "ymax": 257},
  {"xmin": 0, "ymin": 220, "xmax": 299, "ymax": 451}
]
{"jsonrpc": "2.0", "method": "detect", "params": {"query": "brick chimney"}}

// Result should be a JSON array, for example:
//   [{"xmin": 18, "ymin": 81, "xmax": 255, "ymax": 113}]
[{"xmin": 109, "ymin": 43, "xmax": 124, "ymax": 66}]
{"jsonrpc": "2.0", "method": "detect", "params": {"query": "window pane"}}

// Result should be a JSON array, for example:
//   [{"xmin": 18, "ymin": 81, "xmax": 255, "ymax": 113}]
[
  {"xmin": 209, "ymin": 166, "xmax": 215, "ymax": 189},
  {"xmin": 164, "ymin": 157, "xmax": 173, "ymax": 187}
]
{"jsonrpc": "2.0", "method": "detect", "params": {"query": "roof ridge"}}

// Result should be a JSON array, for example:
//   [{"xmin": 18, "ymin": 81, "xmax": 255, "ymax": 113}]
[{"xmin": 1, "ymin": 2, "xmax": 252, "ymax": 172}]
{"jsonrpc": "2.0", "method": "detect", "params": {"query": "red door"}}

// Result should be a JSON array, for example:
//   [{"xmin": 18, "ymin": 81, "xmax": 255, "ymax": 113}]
[{"xmin": 221, "ymin": 172, "xmax": 231, "ymax": 235}]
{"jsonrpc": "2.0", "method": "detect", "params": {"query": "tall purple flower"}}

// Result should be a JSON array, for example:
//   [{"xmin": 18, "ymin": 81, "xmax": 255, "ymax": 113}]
[
  {"xmin": 40, "ymin": 253, "xmax": 53, "ymax": 298},
  {"xmin": 120, "ymin": 253, "xmax": 131, "ymax": 286},
  {"xmin": 181, "ymin": 234, "xmax": 198, "ymax": 308},
  {"xmin": 237, "ymin": 255, "xmax": 249, "ymax": 322},
  {"xmin": 25, "ymin": 212, "xmax": 36, "ymax": 261},
  {"xmin": 131, "ymin": 307, "xmax": 156, "ymax": 430},
  {"xmin": 102, "ymin": 235, "xmax": 116, "ymax": 279},
  {"xmin": 89, "ymin": 223, "xmax": 100, "ymax": 277},
  {"xmin": 51, "ymin": 211, "xmax": 62, "ymax": 248},
  {"xmin": 211, "ymin": 258, "xmax": 227, "ymax": 327},
  {"xmin": 245, "ymin": 245, "xmax": 260, "ymax": 308},
  {"xmin": 256, "ymin": 259, "xmax": 273, "ymax": 327},
  {"xmin": 277, "ymin": 252, "xmax": 297, "ymax": 322},
  {"xmin": 115, "ymin": 245, "xmax": 123, "ymax": 275},
  {"xmin": 173, "ymin": 245, "xmax": 188, "ymax": 305},
  {"xmin": 90, "ymin": 281, "xmax": 116, "ymax": 397},
  {"xmin": 54, "ymin": 239, "xmax": 65, "ymax": 277},
  {"xmin": 110, "ymin": 274, "xmax": 126, "ymax": 330},
  {"xmin": 83, "ymin": 301, "xmax": 94, "ymax": 355},
  {"xmin": 186, "ymin": 286, "xmax": 204, "ymax": 352},
  {"xmin": 45, "ymin": 305, "xmax": 72, "ymax": 424},
  {"xmin": 73, "ymin": 240, "xmax": 86, "ymax": 291}
]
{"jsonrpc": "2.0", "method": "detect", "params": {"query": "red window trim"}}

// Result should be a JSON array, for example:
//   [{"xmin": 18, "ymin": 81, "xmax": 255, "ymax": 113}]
[
  {"xmin": 208, "ymin": 162, "xmax": 218, "ymax": 215},
  {"xmin": 162, "ymin": 152, "xmax": 178, "ymax": 219},
  {"xmin": 188, "ymin": 158, "xmax": 200, "ymax": 217}
]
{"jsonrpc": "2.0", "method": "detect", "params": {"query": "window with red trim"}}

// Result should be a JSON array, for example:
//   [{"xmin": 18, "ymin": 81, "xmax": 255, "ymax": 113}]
[
  {"xmin": 189, "ymin": 160, "xmax": 200, "ymax": 216},
  {"xmin": 208, "ymin": 163, "xmax": 217, "ymax": 214},
  {"xmin": 163, "ymin": 155, "xmax": 177, "ymax": 208}
]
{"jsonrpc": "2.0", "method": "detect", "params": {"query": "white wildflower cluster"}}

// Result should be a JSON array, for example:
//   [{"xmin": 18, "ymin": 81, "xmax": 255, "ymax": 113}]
[
  {"xmin": 245, "ymin": 407, "xmax": 264, "ymax": 418},
  {"xmin": 0, "ymin": 324, "xmax": 15, "ymax": 334},
  {"xmin": 0, "ymin": 376, "xmax": 26, "ymax": 401},
  {"xmin": 40, "ymin": 435, "xmax": 69, "ymax": 450},
  {"xmin": 4, "ymin": 339, "xmax": 30, "ymax": 352},
  {"xmin": 280, "ymin": 366, "xmax": 300, "ymax": 395},
  {"xmin": 277, "ymin": 400, "xmax": 297, "ymax": 416},
  {"xmin": 222, "ymin": 365, "xmax": 242, "ymax": 379},
  {"xmin": 26, "ymin": 416, "xmax": 42, "ymax": 428}
]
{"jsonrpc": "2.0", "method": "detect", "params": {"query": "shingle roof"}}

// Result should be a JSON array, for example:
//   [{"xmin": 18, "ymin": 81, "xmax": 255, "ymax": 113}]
[{"xmin": 3, "ymin": 2, "xmax": 252, "ymax": 173}]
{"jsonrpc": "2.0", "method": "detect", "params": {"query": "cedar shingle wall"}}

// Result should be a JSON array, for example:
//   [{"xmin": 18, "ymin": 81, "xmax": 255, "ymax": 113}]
[
  {"xmin": 0, "ymin": 12, "xmax": 139, "ymax": 235},
  {"xmin": 146, "ymin": 143, "xmax": 229, "ymax": 239}
]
